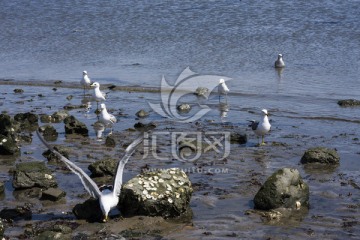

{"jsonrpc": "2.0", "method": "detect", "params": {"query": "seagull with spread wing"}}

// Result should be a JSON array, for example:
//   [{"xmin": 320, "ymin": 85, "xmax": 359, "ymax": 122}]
[{"xmin": 37, "ymin": 131, "xmax": 144, "ymax": 222}]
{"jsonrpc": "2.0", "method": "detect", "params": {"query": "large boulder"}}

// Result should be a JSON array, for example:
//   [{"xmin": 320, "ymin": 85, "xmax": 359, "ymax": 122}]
[
  {"xmin": 300, "ymin": 147, "xmax": 340, "ymax": 165},
  {"xmin": 12, "ymin": 162, "xmax": 57, "ymax": 189},
  {"xmin": 64, "ymin": 116, "xmax": 88, "ymax": 136},
  {"xmin": 0, "ymin": 134, "xmax": 20, "ymax": 155},
  {"xmin": 119, "ymin": 168, "xmax": 193, "ymax": 218},
  {"xmin": 254, "ymin": 168, "xmax": 309, "ymax": 210}
]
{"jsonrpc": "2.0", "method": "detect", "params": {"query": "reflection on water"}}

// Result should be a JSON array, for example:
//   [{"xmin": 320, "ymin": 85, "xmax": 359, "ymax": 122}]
[{"xmin": 218, "ymin": 102, "xmax": 230, "ymax": 122}]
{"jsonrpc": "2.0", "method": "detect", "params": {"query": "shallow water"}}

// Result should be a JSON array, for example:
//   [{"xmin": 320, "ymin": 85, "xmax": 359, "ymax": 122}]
[{"xmin": 0, "ymin": 83, "xmax": 359, "ymax": 239}]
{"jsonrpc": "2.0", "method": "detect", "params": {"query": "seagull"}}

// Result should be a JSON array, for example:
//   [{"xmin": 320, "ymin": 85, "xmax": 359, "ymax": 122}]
[
  {"xmin": 218, "ymin": 78, "xmax": 229, "ymax": 102},
  {"xmin": 275, "ymin": 54, "xmax": 285, "ymax": 68},
  {"xmin": 81, "ymin": 71, "xmax": 91, "ymax": 95},
  {"xmin": 36, "ymin": 131, "xmax": 144, "ymax": 222},
  {"xmin": 100, "ymin": 103, "xmax": 117, "ymax": 134},
  {"xmin": 248, "ymin": 109, "xmax": 271, "ymax": 146},
  {"xmin": 90, "ymin": 82, "xmax": 106, "ymax": 109}
]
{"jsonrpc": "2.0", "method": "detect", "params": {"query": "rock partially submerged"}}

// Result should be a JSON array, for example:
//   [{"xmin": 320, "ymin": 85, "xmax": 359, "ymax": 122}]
[
  {"xmin": 0, "ymin": 205, "xmax": 32, "ymax": 221},
  {"xmin": 12, "ymin": 162, "xmax": 57, "ymax": 189},
  {"xmin": 254, "ymin": 168, "xmax": 309, "ymax": 210},
  {"xmin": 177, "ymin": 104, "xmax": 191, "ymax": 113},
  {"xmin": 136, "ymin": 109, "xmax": 149, "ymax": 118},
  {"xmin": 88, "ymin": 158, "xmax": 117, "ymax": 177},
  {"xmin": 41, "ymin": 188, "xmax": 66, "ymax": 201},
  {"xmin": 0, "ymin": 134, "xmax": 20, "ymax": 155},
  {"xmin": 337, "ymin": 99, "xmax": 360, "ymax": 107},
  {"xmin": 300, "ymin": 147, "xmax": 340, "ymax": 165},
  {"xmin": 119, "ymin": 168, "xmax": 193, "ymax": 219},
  {"xmin": 194, "ymin": 87, "xmax": 209, "ymax": 98},
  {"xmin": 73, "ymin": 198, "xmax": 103, "ymax": 222},
  {"xmin": 230, "ymin": 132, "xmax": 247, "ymax": 144},
  {"xmin": 42, "ymin": 146, "xmax": 70, "ymax": 163},
  {"xmin": 38, "ymin": 125, "xmax": 58, "ymax": 141},
  {"xmin": 64, "ymin": 115, "xmax": 88, "ymax": 136},
  {"xmin": 14, "ymin": 112, "xmax": 39, "ymax": 131}
]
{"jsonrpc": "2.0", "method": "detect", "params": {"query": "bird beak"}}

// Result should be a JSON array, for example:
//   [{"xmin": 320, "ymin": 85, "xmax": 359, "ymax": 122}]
[{"xmin": 90, "ymin": 83, "xmax": 94, "ymax": 87}]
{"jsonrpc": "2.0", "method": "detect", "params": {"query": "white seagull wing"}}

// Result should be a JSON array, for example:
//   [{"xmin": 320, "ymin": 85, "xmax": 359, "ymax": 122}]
[
  {"xmin": 113, "ymin": 134, "xmax": 144, "ymax": 197},
  {"xmin": 37, "ymin": 131, "xmax": 101, "ymax": 199}
]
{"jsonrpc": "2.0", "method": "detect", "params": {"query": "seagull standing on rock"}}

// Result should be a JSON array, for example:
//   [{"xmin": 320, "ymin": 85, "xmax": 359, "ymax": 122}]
[
  {"xmin": 275, "ymin": 54, "xmax": 285, "ymax": 68},
  {"xmin": 81, "ymin": 71, "xmax": 91, "ymax": 95},
  {"xmin": 218, "ymin": 78, "xmax": 229, "ymax": 102},
  {"xmin": 248, "ymin": 109, "xmax": 271, "ymax": 146},
  {"xmin": 90, "ymin": 82, "xmax": 106, "ymax": 109},
  {"xmin": 37, "ymin": 131, "xmax": 144, "ymax": 222},
  {"xmin": 100, "ymin": 103, "xmax": 117, "ymax": 134}
]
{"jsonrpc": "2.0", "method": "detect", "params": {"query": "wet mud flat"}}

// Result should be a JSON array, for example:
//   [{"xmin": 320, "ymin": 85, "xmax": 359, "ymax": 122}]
[{"xmin": 0, "ymin": 81, "xmax": 359, "ymax": 239}]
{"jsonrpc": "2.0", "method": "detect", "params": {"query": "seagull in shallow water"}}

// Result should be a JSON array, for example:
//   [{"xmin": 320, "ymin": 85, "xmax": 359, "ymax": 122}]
[
  {"xmin": 218, "ymin": 78, "xmax": 229, "ymax": 102},
  {"xmin": 100, "ymin": 103, "xmax": 117, "ymax": 134},
  {"xmin": 37, "ymin": 131, "xmax": 144, "ymax": 222},
  {"xmin": 90, "ymin": 82, "xmax": 106, "ymax": 109},
  {"xmin": 248, "ymin": 109, "xmax": 271, "ymax": 146},
  {"xmin": 81, "ymin": 71, "xmax": 91, "ymax": 95},
  {"xmin": 275, "ymin": 54, "xmax": 285, "ymax": 68}
]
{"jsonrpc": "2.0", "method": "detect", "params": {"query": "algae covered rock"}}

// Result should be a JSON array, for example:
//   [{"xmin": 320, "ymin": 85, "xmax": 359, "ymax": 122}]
[
  {"xmin": 64, "ymin": 115, "xmax": 88, "ymax": 136},
  {"xmin": 0, "ymin": 113, "xmax": 20, "ymax": 136},
  {"xmin": 88, "ymin": 158, "xmax": 117, "ymax": 177},
  {"xmin": 135, "ymin": 109, "xmax": 149, "ymax": 118},
  {"xmin": 14, "ymin": 112, "xmax": 39, "ymax": 131},
  {"xmin": 337, "ymin": 99, "xmax": 360, "ymax": 107},
  {"xmin": 12, "ymin": 162, "xmax": 57, "ymax": 189},
  {"xmin": 0, "ymin": 205, "xmax": 32, "ymax": 221},
  {"xmin": 300, "ymin": 147, "xmax": 340, "ymax": 165},
  {"xmin": 119, "ymin": 168, "xmax": 193, "ymax": 218},
  {"xmin": 41, "ymin": 188, "xmax": 66, "ymax": 201},
  {"xmin": 0, "ymin": 134, "xmax": 20, "ymax": 155},
  {"xmin": 254, "ymin": 168, "xmax": 309, "ymax": 210},
  {"xmin": 39, "ymin": 125, "xmax": 58, "ymax": 141},
  {"xmin": 230, "ymin": 132, "xmax": 247, "ymax": 144},
  {"xmin": 42, "ymin": 146, "xmax": 70, "ymax": 163}
]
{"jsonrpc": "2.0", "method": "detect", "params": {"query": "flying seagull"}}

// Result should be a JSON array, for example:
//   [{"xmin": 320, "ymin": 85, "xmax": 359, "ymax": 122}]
[
  {"xmin": 37, "ymin": 131, "xmax": 144, "ymax": 222},
  {"xmin": 275, "ymin": 54, "xmax": 285, "ymax": 68},
  {"xmin": 81, "ymin": 71, "xmax": 92, "ymax": 95},
  {"xmin": 90, "ymin": 82, "xmax": 107, "ymax": 109},
  {"xmin": 99, "ymin": 103, "xmax": 117, "ymax": 134},
  {"xmin": 248, "ymin": 109, "xmax": 271, "ymax": 146},
  {"xmin": 218, "ymin": 78, "xmax": 230, "ymax": 102}
]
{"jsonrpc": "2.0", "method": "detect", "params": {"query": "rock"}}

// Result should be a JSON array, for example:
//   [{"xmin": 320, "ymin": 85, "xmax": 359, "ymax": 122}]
[
  {"xmin": 0, "ymin": 134, "xmax": 20, "ymax": 155},
  {"xmin": 35, "ymin": 231, "xmax": 63, "ymax": 240},
  {"xmin": 194, "ymin": 87, "xmax": 209, "ymax": 98},
  {"xmin": 135, "ymin": 110, "xmax": 149, "ymax": 118},
  {"xmin": 253, "ymin": 168, "xmax": 309, "ymax": 210},
  {"xmin": 105, "ymin": 135, "xmax": 116, "ymax": 148},
  {"xmin": 0, "ymin": 219, "xmax": 4, "ymax": 238},
  {"xmin": 177, "ymin": 104, "xmax": 191, "ymax": 113},
  {"xmin": 88, "ymin": 158, "xmax": 117, "ymax": 177},
  {"xmin": 41, "ymin": 188, "xmax": 66, "ymax": 201},
  {"xmin": 52, "ymin": 110, "xmax": 69, "ymax": 123},
  {"xmin": 300, "ymin": 147, "xmax": 340, "ymax": 165},
  {"xmin": 14, "ymin": 112, "xmax": 39, "ymax": 131},
  {"xmin": 13, "ymin": 88, "xmax": 24, "ymax": 94},
  {"xmin": 64, "ymin": 116, "xmax": 88, "ymax": 136},
  {"xmin": 0, "ymin": 113, "xmax": 19, "ymax": 136},
  {"xmin": 0, "ymin": 205, "xmax": 32, "ymax": 221},
  {"xmin": 337, "ymin": 99, "xmax": 360, "ymax": 107},
  {"xmin": 39, "ymin": 125, "xmax": 58, "ymax": 141},
  {"xmin": 13, "ymin": 188, "xmax": 42, "ymax": 201},
  {"xmin": 119, "ymin": 168, "xmax": 193, "ymax": 218},
  {"xmin": 12, "ymin": 162, "xmax": 57, "ymax": 189},
  {"xmin": 230, "ymin": 132, "xmax": 247, "ymax": 144},
  {"xmin": 42, "ymin": 146, "xmax": 70, "ymax": 163},
  {"xmin": 0, "ymin": 182, "xmax": 4, "ymax": 194},
  {"xmin": 134, "ymin": 122, "xmax": 157, "ymax": 132},
  {"xmin": 73, "ymin": 198, "xmax": 103, "ymax": 222}
]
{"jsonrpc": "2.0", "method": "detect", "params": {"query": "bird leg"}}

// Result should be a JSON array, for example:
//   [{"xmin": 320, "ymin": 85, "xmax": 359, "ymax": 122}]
[
  {"xmin": 103, "ymin": 215, "xmax": 109, "ymax": 223},
  {"xmin": 260, "ymin": 135, "xmax": 266, "ymax": 146}
]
